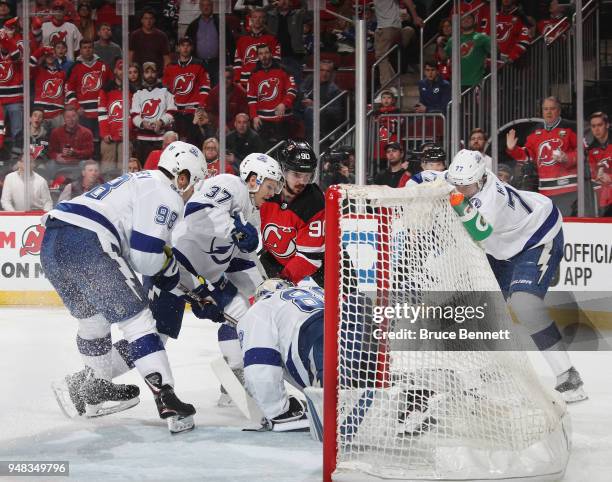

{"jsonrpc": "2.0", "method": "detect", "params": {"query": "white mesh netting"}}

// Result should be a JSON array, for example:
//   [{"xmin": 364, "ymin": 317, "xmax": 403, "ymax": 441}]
[{"xmin": 329, "ymin": 181, "xmax": 570, "ymax": 481}]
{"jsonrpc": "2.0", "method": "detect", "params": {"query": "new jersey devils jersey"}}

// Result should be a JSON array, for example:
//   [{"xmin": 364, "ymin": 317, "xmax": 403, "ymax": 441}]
[
  {"xmin": 376, "ymin": 106, "xmax": 404, "ymax": 158},
  {"xmin": 234, "ymin": 32, "xmax": 281, "ymax": 87},
  {"xmin": 162, "ymin": 57, "xmax": 210, "ymax": 114},
  {"xmin": 259, "ymin": 184, "xmax": 325, "ymax": 285},
  {"xmin": 588, "ymin": 137, "xmax": 612, "ymax": 209},
  {"xmin": 507, "ymin": 119, "xmax": 578, "ymax": 197},
  {"xmin": 537, "ymin": 17, "xmax": 570, "ymax": 44},
  {"xmin": 485, "ymin": 9, "xmax": 531, "ymax": 62},
  {"xmin": 66, "ymin": 57, "xmax": 112, "ymax": 119},
  {"xmin": 41, "ymin": 21, "xmax": 82, "ymax": 60},
  {"xmin": 98, "ymin": 81, "xmax": 133, "ymax": 141},
  {"xmin": 247, "ymin": 61, "xmax": 296, "ymax": 122},
  {"xmin": 0, "ymin": 35, "xmax": 23, "ymax": 105},
  {"xmin": 452, "ymin": 0, "xmax": 489, "ymax": 32},
  {"xmin": 131, "ymin": 84, "xmax": 176, "ymax": 142}
]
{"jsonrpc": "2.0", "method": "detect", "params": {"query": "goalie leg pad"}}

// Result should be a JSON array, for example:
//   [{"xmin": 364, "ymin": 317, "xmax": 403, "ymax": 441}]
[{"xmin": 304, "ymin": 387, "xmax": 324, "ymax": 442}]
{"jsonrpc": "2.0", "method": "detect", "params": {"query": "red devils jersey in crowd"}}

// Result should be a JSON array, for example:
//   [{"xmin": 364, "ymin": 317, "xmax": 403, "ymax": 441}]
[
  {"xmin": 375, "ymin": 106, "xmax": 404, "ymax": 158},
  {"xmin": 0, "ymin": 34, "xmax": 23, "ymax": 105},
  {"xmin": 130, "ymin": 83, "xmax": 176, "ymax": 142},
  {"xmin": 537, "ymin": 17, "xmax": 570, "ymax": 44},
  {"xmin": 234, "ymin": 32, "xmax": 281, "ymax": 87},
  {"xmin": 259, "ymin": 184, "xmax": 325, "ymax": 285},
  {"xmin": 452, "ymin": 0, "xmax": 489, "ymax": 32},
  {"xmin": 98, "ymin": 80, "xmax": 133, "ymax": 142},
  {"xmin": 485, "ymin": 8, "xmax": 531, "ymax": 62},
  {"xmin": 66, "ymin": 56, "xmax": 112, "ymax": 119},
  {"xmin": 247, "ymin": 61, "xmax": 296, "ymax": 122},
  {"xmin": 162, "ymin": 57, "xmax": 210, "ymax": 114},
  {"xmin": 587, "ymin": 136, "xmax": 612, "ymax": 210},
  {"xmin": 30, "ymin": 47, "xmax": 66, "ymax": 119},
  {"xmin": 507, "ymin": 119, "xmax": 578, "ymax": 197}
]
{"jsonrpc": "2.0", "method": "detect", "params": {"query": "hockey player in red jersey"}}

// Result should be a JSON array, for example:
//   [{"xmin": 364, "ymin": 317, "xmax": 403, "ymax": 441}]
[
  {"xmin": 162, "ymin": 37, "xmax": 210, "ymax": 141},
  {"xmin": 506, "ymin": 96, "xmax": 578, "ymax": 215},
  {"xmin": 259, "ymin": 140, "xmax": 325, "ymax": 286},
  {"xmin": 30, "ymin": 44, "xmax": 66, "ymax": 128},
  {"xmin": 234, "ymin": 8, "xmax": 281, "ymax": 88},
  {"xmin": 66, "ymin": 38, "xmax": 112, "ymax": 137},
  {"xmin": 484, "ymin": 0, "xmax": 531, "ymax": 63},
  {"xmin": 98, "ymin": 59, "xmax": 133, "ymax": 173},
  {"xmin": 247, "ymin": 43, "xmax": 297, "ymax": 148}
]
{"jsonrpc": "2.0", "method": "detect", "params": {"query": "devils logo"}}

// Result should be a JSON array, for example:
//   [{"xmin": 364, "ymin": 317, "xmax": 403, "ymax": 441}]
[{"xmin": 262, "ymin": 224, "xmax": 297, "ymax": 258}]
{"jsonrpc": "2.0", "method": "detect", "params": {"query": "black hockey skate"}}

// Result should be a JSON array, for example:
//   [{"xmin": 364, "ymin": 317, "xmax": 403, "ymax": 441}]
[
  {"xmin": 555, "ymin": 366, "xmax": 588, "ymax": 403},
  {"xmin": 145, "ymin": 372, "xmax": 196, "ymax": 434},
  {"xmin": 398, "ymin": 389, "xmax": 438, "ymax": 437},
  {"xmin": 81, "ymin": 375, "xmax": 141, "ymax": 418}
]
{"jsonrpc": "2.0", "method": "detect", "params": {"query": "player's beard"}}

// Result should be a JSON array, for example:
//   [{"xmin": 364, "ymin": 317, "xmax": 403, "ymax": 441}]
[{"xmin": 285, "ymin": 182, "xmax": 305, "ymax": 198}]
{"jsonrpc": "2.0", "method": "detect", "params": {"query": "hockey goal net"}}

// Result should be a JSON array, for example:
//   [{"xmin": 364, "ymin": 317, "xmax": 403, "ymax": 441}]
[{"xmin": 322, "ymin": 181, "xmax": 570, "ymax": 482}]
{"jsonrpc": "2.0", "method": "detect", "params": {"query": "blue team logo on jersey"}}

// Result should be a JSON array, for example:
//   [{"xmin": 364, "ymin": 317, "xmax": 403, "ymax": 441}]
[
  {"xmin": 341, "ymin": 218, "xmax": 379, "ymax": 291},
  {"xmin": 471, "ymin": 198, "xmax": 482, "ymax": 208}
]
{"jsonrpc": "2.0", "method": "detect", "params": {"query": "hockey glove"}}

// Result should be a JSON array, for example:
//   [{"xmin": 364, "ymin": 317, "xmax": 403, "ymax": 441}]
[
  {"xmin": 191, "ymin": 300, "xmax": 225, "ymax": 323},
  {"xmin": 152, "ymin": 247, "xmax": 180, "ymax": 291},
  {"xmin": 231, "ymin": 213, "xmax": 259, "ymax": 253}
]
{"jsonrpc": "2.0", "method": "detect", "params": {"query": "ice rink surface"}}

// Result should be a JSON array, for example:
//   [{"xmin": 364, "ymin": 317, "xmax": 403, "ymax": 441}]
[{"xmin": 1, "ymin": 307, "xmax": 611, "ymax": 482}]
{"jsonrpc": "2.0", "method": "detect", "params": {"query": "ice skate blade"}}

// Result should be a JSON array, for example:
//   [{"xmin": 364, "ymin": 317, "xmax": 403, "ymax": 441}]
[
  {"xmin": 85, "ymin": 397, "xmax": 140, "ymax": 418},
  {"xmin": 168, "ymin": 415, "xmax": 195, "ymax": 434},
  {"xmin": 272, "ymin": 418, "xmax": 310, "ymax": 432},
  {"xmin": 561, "ymin": 386, "xmax": 588, "ymax": 404},
  {"xmin": 51, "ymin": 380, "xmax": 80, "ymax": 419}
]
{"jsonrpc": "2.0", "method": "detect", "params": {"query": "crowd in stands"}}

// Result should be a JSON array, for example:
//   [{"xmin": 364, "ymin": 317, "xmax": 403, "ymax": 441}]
[{"xmin": 0, "ymin": 0, "xmax": 608, "ymax": 219}]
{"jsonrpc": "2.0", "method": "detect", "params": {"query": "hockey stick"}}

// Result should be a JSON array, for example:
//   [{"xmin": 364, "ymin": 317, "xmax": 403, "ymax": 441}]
[{"xmin": 177, "ymin": 283, "xmax": 239, "ymax": 326}]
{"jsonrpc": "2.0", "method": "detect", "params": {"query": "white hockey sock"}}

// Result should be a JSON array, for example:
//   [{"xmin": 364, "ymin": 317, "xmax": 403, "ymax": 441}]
[
  {"xmin": 542, "ymin": 350, "xmax": 573, "ymax": 378},
  {"xmin": 77, "ymin": 314, "xmax": 112, "ymax": 380},
  {"xmin": 111, "ymin": 335, "xmax": 168, "ymax": 379},
  {"xmin": 218, "ymin": 324, "xmax": 243, "ymax": 370},
  {"xmin": 117, "ymin": 309, "xmax": 174, "ymax": 387}
]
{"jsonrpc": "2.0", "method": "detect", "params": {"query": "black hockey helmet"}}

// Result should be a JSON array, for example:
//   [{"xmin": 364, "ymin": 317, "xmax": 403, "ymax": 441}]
[
  {"xmin": 421, "ymin": 143, "xmax": 446, "ymax": 164},
  {"xmin": 278, "ymin": 140, "xmax": 318, "ymax": 174}
]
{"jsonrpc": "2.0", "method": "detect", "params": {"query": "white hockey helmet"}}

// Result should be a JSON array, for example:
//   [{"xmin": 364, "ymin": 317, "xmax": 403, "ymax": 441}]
[
  {"xmin": 239, "ymin": 153, "xmax": 285, "ymax": 194},
  {"xmin": 446, "ymin": 149, "xmax": 487, "ymax": 187},
  {"xmin": 158, "ymin": 141, "xmax": 207, "ymax": 193},
  {"xmin": 254, "ymin": 278, "xmax": 293, "ymax": 301}
]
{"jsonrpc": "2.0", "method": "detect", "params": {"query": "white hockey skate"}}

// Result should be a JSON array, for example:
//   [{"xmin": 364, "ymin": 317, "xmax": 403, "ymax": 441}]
[{"xmin": 555, "ymin": 366, "xmax": 588, "ymax": 403}]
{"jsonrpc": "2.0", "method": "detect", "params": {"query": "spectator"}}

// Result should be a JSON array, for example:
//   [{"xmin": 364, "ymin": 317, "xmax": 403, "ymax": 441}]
[
  {"xmin": 98, "ymin": 58, "xmax": 133, "ymax": 174},
  {"xmin": 95, "ymin": 0, "xmax": 122, "ymax": 44},
  {"xmin": 30, "ymin": 44, "xmax": 66, "ymax": 130},
  {"xmin": 373, "ymin": 0, "xmax": 422, "ymax": 89},
  {"xmin": 0, "ymin": 21, "xmax": 24, "ymax": 148},
  {"xmin": 441, "ymin": 13, "xmax": 491, "ymax": 90},
  {"xmin": 177, "ymin": 0, "xmax": 202, "ymax": 39},
  {"xmin": 143, "ymin": 130, "xmax": 178, "ymax": 170},
  {"xmin": 452, "ymin": 0, "xmax": 490, "ymax": 32},
  {"xmin": 247, "ymin": 43, "xmax": 297, "ymax": 148},
  {"xmin": 266, "ymin": 0, "xmax": 311, "ymax": 85},
  {"xmin": 128, "ymin": 9, "xmax": 170, "ymax": 73},
  {"xmin": 537, "ymin": 0, "xmax": 570, "ymax": 44},
  {"xmin": 57, "ymin": 159, "xmax": 101, "ymax": 202},
  {"xmin": 485, "ymin": 0, "xmax": 531, "ymax": 64},
  {"xmin": 415, "ymin": 61, "xmax": 451, "ymax": 114},
  {"xmin": 234, "ymin": 8, "xmax": 281, "ymax": 88},
  {"xmin": 303, "ymin": 18, "xmax": 313, "ymax": 55},
  {"xmin": 226, "ymin": 113, "xmax": 265, "ymax": 162},
  {"xmin": 185, "ymin": 0, "xmax": 235, "ymax": 86},
  {"xmin": 128, "ymin": 62, "xmax": 142, "ymax": 90},
  {"xmin": 207, "ymin": 66, "xmax": 249, "ymax": 133},
  {"xmin": 506, "ymin": 96, "xmax": 577, "ymax": 215},
  {"xmin": 430, "ymin": 18, "xmax": 452, "ymax": 80},
  {"xmin": 66, "ymin": 38, "xmax": 112, "ymax": 140},
  {"xmin": 53, "ymin": 40, "xmax": 74, "ymax": 73},
  {"xmin": 163, "ymin": 37, "xmax": 210, "ymax": 141},
  {"xmin": 587, "ymin": 112, "xmax": 612, "ymax": 217},
  {"xmin": 497, "ymin": 163, "xmax": 515, "ymax": 185},
  {"xmin": 1, "ymin": 157, "xmax": 53, "ymax": 212},
  {"xmin": 131, "ymin": 62, "xmax": 176, "ymax": 162},
  {"xmin": 374, "ymin": 89, "xmax": 402, "ymax": 161},
  {"xmin": 0, "ymin": 1, "xmax": 11, "ymax": 29},
  {"xmin": 468, "ymin": 127, "xmax": 492, "ymax": 170},
  {"xmin": 42, "ymin": 1, "xmax": 82, "ymax": 60},
  {"xmin": 328, "ymin": 18, "xmax": 355, "ymax": 54},
  {"xmin": 300, "ymin": 59, "xmax": 344, "ymax": 144},
  {"xmin": 29, "ymin": 109, "xmax": 50, "ymax": 166},
  {"xmin": 185, "ymin": 107, "xmax": 216, "ymax": 147},
  {"xmin": 203, "ymin": 136, "xmax": 220, "ymax": 175},
  {"xmin": 34, "ymin": 0, "xmax": 54, "ymax": 23},
  {"xmin": 374, "ymin": 142, "xmax": 407, "ymax": 188},
  {"xmin": 128, "ymin": 157, "xmax": 142, "ymax": 173},
  {"xmin": 76, "ymin": 2, "xmax": 95, "ymax": 42},
  {"xmin": 47, "ymin": 108, "xmax": 94, "ymax": 180},
  {"xmin": 224, "ymin": 150, "xmax": 240, "ymax": 176},
  {"xmin": 94, "ymin": 22, "xmax": 122, "ymax": 69}
]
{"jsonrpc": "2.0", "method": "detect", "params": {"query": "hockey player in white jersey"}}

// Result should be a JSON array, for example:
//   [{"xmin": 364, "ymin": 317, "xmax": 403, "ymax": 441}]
[
  {"xmin": 237, "ymin": 279, "xmax": 324, "ymax": 432},
  {"xmin": 405, "ymin": 144, "xmax": 447, "ymax": 186},
  {"xmin": 446, "ymin": 149, "xmax": 587, "ymax": 402},
  {"xmin": 44, "ymin": 141, "xmax": 207, "ymax": 432}
]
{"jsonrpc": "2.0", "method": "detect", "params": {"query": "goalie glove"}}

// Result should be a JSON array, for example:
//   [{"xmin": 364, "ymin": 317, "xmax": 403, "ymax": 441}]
[
  {"xmin": 231, "ymin": 212, "xmax": 259, "ymax": 253},
  {"xmin": 152, "ymin": 246, "xmax": 180, "ymax": 291}
]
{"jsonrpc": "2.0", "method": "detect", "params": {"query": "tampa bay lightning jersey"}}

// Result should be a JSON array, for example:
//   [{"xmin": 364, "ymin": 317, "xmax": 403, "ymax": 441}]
[
  {"xmin": 237, "ymin": 286, "xmax": 324, "ymax": 419},
  {"xmin": 470, "ymin": 170, "xmax": 562, "ymax": 260},
  {"xmin": 406, "ymin": 169, "xmax": 446, "ymax": 186},
  {"xmin": 43, "ymin": 170, "xmax": 183, "ymax": 276}
]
